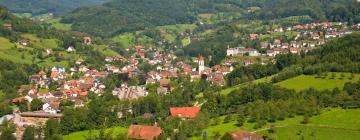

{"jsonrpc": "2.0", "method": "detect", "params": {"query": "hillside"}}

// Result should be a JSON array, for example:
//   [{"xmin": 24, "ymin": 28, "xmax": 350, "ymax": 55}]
[
  {"xmin": 59, "ymin": 0, "xmax": 360, "ymax": 37},
  {"xmin": 61, "ymin": 0, "xmax": 198, "ymax": 37},
  {"xmin": 0, "ymin": 0, "xmax": 109, "ymax": 15}
]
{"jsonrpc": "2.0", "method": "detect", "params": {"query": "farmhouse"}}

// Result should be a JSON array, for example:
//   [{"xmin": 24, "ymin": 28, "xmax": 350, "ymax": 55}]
[
  {"xmin": 17, "ymin": 39, "xmax": 31, "ymax": 46},
  {"xmin": 230, "ymin": 130, "xmax": 264, "ymax": 140},
  {"xmin": 83, "ymin": 36, "xmax": 92, "ymax": 45},
  {"xmin": 127, "ymin": 125, "xmax": 162, "ymax": 140},
  {"xmin": 170, "ymin": 107, "xmax": 200, "ymax": 118}
]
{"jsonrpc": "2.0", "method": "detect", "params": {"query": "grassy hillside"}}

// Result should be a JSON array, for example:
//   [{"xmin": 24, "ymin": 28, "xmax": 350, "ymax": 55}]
[
  {"xmin": 276, "ymin": 73, "xmax": 360, "ymax": 91},
  {"xmin": 192, "ymin": 108, "xmax": 360, "ymax": 140},
  {"xmin": 63, "ymin": 126, "xmax": 127, "ymax": 140},
  {"xmin": 221, "ymin": 75, "xmax": 274, "ymax": 95},
  {"xmin": 258, "ymin": 108, "xmax": 360, "ymax": 140}
]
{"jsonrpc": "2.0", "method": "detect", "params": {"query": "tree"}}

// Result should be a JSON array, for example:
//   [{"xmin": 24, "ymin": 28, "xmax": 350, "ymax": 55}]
[
  {"xmin": 237, "ymin": 113, "xmax": 245, "ymax": 126},
  {"xmin": 212, "ymin": 131, "xmax": 221, "ymax": 140},
  {"xmin": 301, "ymin": 114, "xmax": 309, "ymax": 124},
  {"xmin": 44, "ymin": 118, "xmax": 61, "ymax": 140},
  {"xmin": 0, "ymin": 129, "xmax": 15, "ymax": 140},
  {"xmin": 221, "ymin": 133, "xmax": 233, "ymax": 140},
  {"xmin": 23, "ymin": 126, "xmax": 35, "ymax": 140},
  {"xmin": 31, "ymin": 98, "xmax": 43, "ymax": 111}
]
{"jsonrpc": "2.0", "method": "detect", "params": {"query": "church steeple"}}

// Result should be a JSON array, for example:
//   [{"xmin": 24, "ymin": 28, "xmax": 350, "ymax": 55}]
[{"xmin": 198, "ymin": 55, "xmax": 205, "ymax": 74}]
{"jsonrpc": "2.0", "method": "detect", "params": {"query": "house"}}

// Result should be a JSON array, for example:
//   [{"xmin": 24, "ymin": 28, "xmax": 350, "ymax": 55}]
[
  {"xmin": 310, "ymin": 33, "xmax": 320, "ymax": 40},
  {"xmin": 17, "ymin": 112, "xmax": 62, "ymax": 126},
  {"xmin": 127, "ymin": 125, "xmax": 162, "ymax": 140},
  {"xmin": 17, "ymin": 39, "xmax": 31, "ymax": 46},
  {"xmin": 227, "ymin": 48, "xmax": 238, "ymax": 56},
  {"xmin": 170, "ymin": 107, "xmax": 200, "ymax": 118},
  {"xmin": 243, "ymin": 60, "xmax": 254, "ymax": 66},
  {"xmin": 46, "ymin": 49, "xmax": 53, "ymax": 55},
  {"xmin": 79, "ymin": 65, "xmax": 89, "ymax": 73},
  {"xmin": 273, "ymin": 39, "xmax": 282, "ymax": 47},
  {"xmin": 249, "ymin": 34, "xmax": 259, "ymax": 40},
  {"xmin": 51, "ymin": 67, "xmax": 66, "ymax": 72},
  {"xmin": 76, "ymin": 59, "xmax": 84, "ymax": 65},
  {"xmin": 83, "ymin": 37, "xmax": 92, "ymax": 45},
  {"xmin": 67, "ymin": 46, "xmax": 76, "ymax": 52},
  {"xmin": 281, "ymin": 43, "xmax": 289, "ymax": 49},
  {"xmin": 208, "ymin": 73, "xmax": 225, "ymax": 86},
  {"xmin": 260, "ymin": 42, "xmax": 269, "ymax": 49},
  {"xmin": 112, "ymin": 86, "xmax": 148, "ymax": 100},
  {"xmin": 325, "ymin": 30, "xmax": 337, "ymax": 38},
  {"xmin": 3, "ymin": 23, "xmax": 12, "ymax": 30},
  {"xmin": 289, "ymin": 47, "xmax": 299, "ymax": 54},
  {"xmin": 229, "ymin": 130, "xmax": 264, "ymax": 140},
  {"xmin": 42, "ymin": 102, "xmax": 60, "ymax": 114}
]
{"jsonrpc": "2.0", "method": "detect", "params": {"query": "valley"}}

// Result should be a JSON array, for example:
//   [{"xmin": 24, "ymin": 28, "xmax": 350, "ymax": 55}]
[{"xmin": 0, "ymin": 1, "xmax": 360, "ymax": 140}]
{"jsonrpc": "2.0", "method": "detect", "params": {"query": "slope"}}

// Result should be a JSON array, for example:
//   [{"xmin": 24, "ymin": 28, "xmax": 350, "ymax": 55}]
[{"xmin": 0, "ymin": 0, "xmax": 109, "ymax": 15}]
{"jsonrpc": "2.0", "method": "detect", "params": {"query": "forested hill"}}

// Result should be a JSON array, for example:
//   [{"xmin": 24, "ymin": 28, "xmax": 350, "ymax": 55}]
[
  {"xmin": 61, "ymin": 0, "xmax": 198, "ymax": 37},
  {"xmin": 0, "ymin": 0, "xmax": 109, "ymax": 15},
  {"xmin": 246, "ymin": 0, "xmax": 360, "ymax": 22},
  {"xmin": 60, "ymin": 0, "xmax": 359, "ymax": 37}
]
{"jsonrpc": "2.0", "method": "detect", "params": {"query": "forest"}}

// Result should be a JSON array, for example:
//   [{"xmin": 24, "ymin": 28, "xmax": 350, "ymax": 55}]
[{"xmin": 0, "ymin": 0, "xmax": 109, "ymax": 16}]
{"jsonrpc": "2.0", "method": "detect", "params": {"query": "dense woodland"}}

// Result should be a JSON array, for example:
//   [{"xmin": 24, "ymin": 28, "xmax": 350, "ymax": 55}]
[
  {"xmin": 0, "ymin": 0, "xmax": 109, "ymax": 16},
  {"xmin": 60, "ymin": 0, "xmax": 360, "ymax": 37}
]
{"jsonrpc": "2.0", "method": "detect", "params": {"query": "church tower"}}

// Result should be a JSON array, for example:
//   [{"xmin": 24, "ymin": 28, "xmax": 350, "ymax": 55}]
[{"xmin": 198, "ymin": 55, "xmax": 205, "ymax": 74}]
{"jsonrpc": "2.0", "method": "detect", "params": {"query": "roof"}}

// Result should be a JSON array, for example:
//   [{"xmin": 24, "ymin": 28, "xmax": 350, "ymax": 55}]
[
  {"xmin": 199, "ymin": 55, "xmax": 204, "ymax": 61},
  {"xmin": 170, "ymin": 107, "xmax": 200, "ymax": 118},
  {"xmin": 19, "ymin": 112, "xmax": 62, "ymax": 118},
  {"xmin": 38, "ymin": 70, "xmax": 46, "ymax": 75},
  {"xmin": 127, "ymin": 125, "xmax": 162, "ymax": 140},
  {"xmin": 159, "ymin": 79, "xmax": 170, "ymax": 87},
  {"xmin": 230, "ymin": 130, "xmax": 264, "ymax": 140}
]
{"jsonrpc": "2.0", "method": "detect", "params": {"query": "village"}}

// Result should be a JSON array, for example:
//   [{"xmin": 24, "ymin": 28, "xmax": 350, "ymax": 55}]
[{"xmin": 3, "ymin": 21, "xmax": 360, "ymax": 139}]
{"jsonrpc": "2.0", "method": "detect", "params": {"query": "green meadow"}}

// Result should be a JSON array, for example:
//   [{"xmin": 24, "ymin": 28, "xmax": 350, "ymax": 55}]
[
  {"xmin": 275, "ymin": 73, "xmax": 360, "ymax": 91},
  {"xmin": 192, "ymin": 108, "xmax": 360, "ymax": 140},
  {"xmin": 63, "ymin": 126, "xmax": 127, "ymax": 140}
]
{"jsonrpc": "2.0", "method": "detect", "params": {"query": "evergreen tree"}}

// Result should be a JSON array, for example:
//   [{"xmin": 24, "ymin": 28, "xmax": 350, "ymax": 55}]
[
  {"xmin": 22, "ymin": 126, "xmax": 36, "ymax": 140},
  {"xmin": 44, "ymin": 118, "xmax": 61, "ymax": 140}
]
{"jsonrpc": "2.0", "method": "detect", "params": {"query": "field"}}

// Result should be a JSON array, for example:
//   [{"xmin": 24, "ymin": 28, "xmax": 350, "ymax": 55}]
[
  {"xmin": 192, "ymin": 108, "xmax": 360, "ymax": 140},
  {"xmin": 220, "ymin": 75, "xmax": 274, "ymax": 95},
  {"xmin": 63, "ymin": 126, "xmax": 127, "ymax": 140},
  {"xmin": 47, "ymin": 18, "xmax": 72, "ymax": 31},
  {"xmin": 111, "ymin": 33, "xmax": 153, "ymax": 48},
  {"xmin": 275, "ymin": 73, "xmax": 360, "ymax": 91}
]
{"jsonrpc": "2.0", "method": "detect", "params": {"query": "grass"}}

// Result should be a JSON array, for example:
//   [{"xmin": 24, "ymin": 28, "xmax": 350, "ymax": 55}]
[
  {"xmin": 47, "ymin": 18, "xmax": 72, "ymax": 31},
  {"xmin": 113, "ymin": 32, "xmax": 154, "ymax": 47},
  {"xmin": 192, "ymin": 108, "xmax": 360, "ymax": 140},
  {"xmin": 191, "ymin": 115, "xmax": 303, "ymax": 140},
  {"xmin": 93, "ymin": 45, "xmax": 119, "ymax": 56},
  {"xmin": 309, "ymin": 108, "xmax": 360, "ymax": 130},
  {"xmin": 275, "ymin": 73, "xmax": 360, "ymax": 92},
  {"xmin": 259, "ymin": 125, "xmax": 360, "ymax": 140},
  {"xmin": 220, "ymin": 75, "xmax": 275, "ymax": 95},
  {"xmin": 63, "ymin": 126, "xmax": 127, "ymax": 140}
]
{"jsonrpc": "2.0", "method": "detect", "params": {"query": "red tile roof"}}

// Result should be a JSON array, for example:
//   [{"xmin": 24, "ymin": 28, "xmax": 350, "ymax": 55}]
[
  {"xmin": 127, "ymin": 125, "xmax": 162, "ymax": 140},
  {"xmin": 170, "ymin": 107, "xmax": 200, "ymax": 118},
  {"xmin": 231, "ymin": 130, "xmax": 264, "ymax": 140}
]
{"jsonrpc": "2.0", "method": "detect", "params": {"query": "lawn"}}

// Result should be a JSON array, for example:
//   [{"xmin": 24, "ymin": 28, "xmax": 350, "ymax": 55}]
[
  {"xmin": 63, "ymin": 126, "xmax": 127, "ymax": 140},
  {"xmin": 275, "ymin": 73, "xmax": 360, "ymax": 91},
  {"xmin": 192, "ymin": 108, "xmax": 360, "ymax": 140}
]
